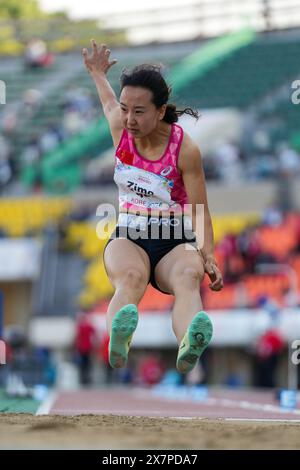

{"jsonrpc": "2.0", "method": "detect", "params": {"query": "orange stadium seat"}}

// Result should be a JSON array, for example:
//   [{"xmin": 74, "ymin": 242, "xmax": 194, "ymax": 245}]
[
  {"xmin": 138, "ymin": 285, "xmax": 174, "ymax": 312},
  {"xmin": 243, "ymin": 274, "xmax": 289, "ymax": 306},
  {"xmin": 290, "ymin": 254, "xmax": 300, "ymax": 291},
  {"xmin": 257, "ymin": 225, "xmax": 298, "ymax": 260},
  {"xmin": 202, "ymin": 284, "xmax": 236, "ymax": 310}
]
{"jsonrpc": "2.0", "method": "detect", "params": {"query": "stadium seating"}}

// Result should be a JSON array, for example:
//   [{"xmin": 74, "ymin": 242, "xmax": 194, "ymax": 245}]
[
  {"xmin": 184, "ymin": 38, "xmax": 300, "ymax": 109},
  {"xmin": 0, "ymin": 198, "xmax": 72, "ymax": 237}
]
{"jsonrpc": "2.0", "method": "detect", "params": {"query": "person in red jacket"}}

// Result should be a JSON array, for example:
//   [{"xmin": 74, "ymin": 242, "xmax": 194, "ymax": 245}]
[
  {"xmin": 75, "ymin": 313, "xmax": 96, "ymax": 385},
  {"xmin": 254, "ymin": 301, "xmax": 285, "ymax": 388},
  {"xmin": 98, "ymin": 331, "xmax": 115, "ymax": 384},
  {"xmin": 138, "ymin": 353, "xmax": 165, "ymax": 386}
]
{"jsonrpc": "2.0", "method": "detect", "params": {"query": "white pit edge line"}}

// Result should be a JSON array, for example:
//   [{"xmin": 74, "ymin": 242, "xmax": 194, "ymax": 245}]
[{"xmin": 36, "ymin": 391, "xmax": 58, "ymax": 415}]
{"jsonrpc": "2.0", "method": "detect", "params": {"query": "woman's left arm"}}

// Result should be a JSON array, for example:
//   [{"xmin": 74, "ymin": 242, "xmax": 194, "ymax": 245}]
[{"xmin": 180, "ymin": 141, "xmax": 223, "ymax": 291}]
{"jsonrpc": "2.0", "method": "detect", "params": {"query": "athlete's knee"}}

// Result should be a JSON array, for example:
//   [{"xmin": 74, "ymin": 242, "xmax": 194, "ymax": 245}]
[
  {"xmin": 172, "ymin": 266, "xmax": 204, "ymax": 291},
  {"xmin": 116, "ymin": 268, "xmax": 148, "ymax": 291}
]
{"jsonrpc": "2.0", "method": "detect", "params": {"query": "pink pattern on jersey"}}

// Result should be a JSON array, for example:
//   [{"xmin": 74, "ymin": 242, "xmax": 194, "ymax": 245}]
[{"xmin": 114, "ymin": 123, "xmax": 188, "ymax": 214}]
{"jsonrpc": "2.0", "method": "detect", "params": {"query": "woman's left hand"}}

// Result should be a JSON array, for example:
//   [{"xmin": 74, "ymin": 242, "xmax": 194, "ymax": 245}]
[{"xmin": 204, "ymin": 257, "xmax": 223, "ymax": 291}]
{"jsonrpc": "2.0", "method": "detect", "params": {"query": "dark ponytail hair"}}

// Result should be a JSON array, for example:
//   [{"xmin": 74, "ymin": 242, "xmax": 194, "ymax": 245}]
[{"xmin": 120, "ymin": 64, "xmax": 199, "ymax": 123}]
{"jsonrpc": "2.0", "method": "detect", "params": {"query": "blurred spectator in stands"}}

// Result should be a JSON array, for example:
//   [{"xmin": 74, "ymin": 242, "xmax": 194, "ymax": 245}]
[
  {"xmin": 118, "ymin": 361, "xmax": 135, "ymax": 385},
  {"xmin": 224, "ymin": 370, "xmax": 245, "ymax": 388},
  {"xmin": 218, "ymin": 233, "xmax": 245, "ymax": 282},
  {"xmin": 24, "ymin": 38, "xmax": 54, "ymax": 69},
  {"xmin": 292, "ymin": 212, "xmax": 300, "ymax": 253},
  {"xmin": 63, "ymin": 86, "xmax": 94, "ymax": 117},
  {"xmin": 0, "ymin": 134, "xmax": 12, "ymax": 188},
  {"xmin": 1, "ymin": 88, "xmax": 42, "ymax": 137},
  {"xmin": 282, "ymin": 286, "xmax": 299, "ymax": 308},
  {"xmin": 202, "ymin": 155, "xmax": 220, "ymax": 181},
  {"xmin": 225, "ymin": 253, "xmax": 246, "ymax": 283},
  {"xmin": 277, "ymin": 142, "xmax": 300, "ymax": 177},
  {"xmin": 63, "ymin": 109, "xmax": 84, "ymax": 135},
  {"xmin": 62, "ymin": 86, "xmax": 96, "ymax": 136},
  {"xmin": 75, "ymin": 311, "xmax": 96, "ymax": 385},
  {"xmin": 4, "ymin": 326, "xmax": 30, "ymax": 396},
  {"xmin": 83, "ymin": 156, "xmax": 115, "ymax": 187},
  {"xmin": 39, "ymin": 125, "xmax": 62, "ymax": 154},
  {"xmin": 218, "ymin": 233, "xmax": 237, "ymax": 259},
  {"xmin": 214, "ymin": 141, "xmax": 243, "ymax": 183},
  {"xmin": 20, "ymin": 137, "xmax": 40, "ymax": 167},
  {"xmin": 223, "ymin": 350, "xmax": 245, "ymax": 388},
  {"xmin": 256, "ymin": 250, "xmax": 277, "ymax": 266},
  {"xmin": 253, "ymin": 299, "xmax": 285, "ymax": 388},
  {"xmin": 32, "ymin": 347, "xmax": 57, "ymax": 386},
  {"xmin": 22, "ymin": 89, "xmax": 43, "ymax": 118},
  {"xmin": 262, "ymin": 205, "xmax": 283, "ymax": 227},
  {"xmin": 1, "ymin": 103, "xmax": 20, "ymax": 134},
  {"xmin": 237, "ymin": 226, "xmax": 261, "ymax": 274},
  {"xmin": 98, "ymin": 330, "xmax": 115, "ymax": 385},
  {"xmin": 249, "ymin": 153, "xmax": 278, "ymax": 181},
  {"xmin": 276, "ymin": 142, "xmax": 300, "ymax": 213},
  {"xmin": 69, "ymin": 204, "xmax": 91, "ymax": 222}
]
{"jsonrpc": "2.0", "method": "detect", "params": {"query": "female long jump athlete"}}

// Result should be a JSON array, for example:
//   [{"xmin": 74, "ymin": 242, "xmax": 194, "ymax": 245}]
[{"xmin": 83, "ymin": 40, "xmax": 223, "ymax": 374}]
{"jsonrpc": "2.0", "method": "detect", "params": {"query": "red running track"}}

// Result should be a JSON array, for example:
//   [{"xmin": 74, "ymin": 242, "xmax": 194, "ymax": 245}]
[{"xmin": 42, "ymin": 387, "xmax": 300, "ymax": 421}]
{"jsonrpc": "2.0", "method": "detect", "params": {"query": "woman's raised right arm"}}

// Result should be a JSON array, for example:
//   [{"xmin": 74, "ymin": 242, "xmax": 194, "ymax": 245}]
[{"xmin": 82, "ymin": 40, "xmax": 123, "ymax": 146}]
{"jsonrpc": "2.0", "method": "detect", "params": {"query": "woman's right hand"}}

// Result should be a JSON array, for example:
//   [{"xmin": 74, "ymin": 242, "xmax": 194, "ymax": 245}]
[{"xmin": 82, "ymin": 40, "xmax": 117, "ymax": 77}]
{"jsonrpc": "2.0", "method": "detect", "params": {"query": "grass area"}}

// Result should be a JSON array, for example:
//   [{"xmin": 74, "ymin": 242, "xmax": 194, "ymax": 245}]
[{"xmin": 0, "ymin": 389, "xmax": 40, "ymax": 414}]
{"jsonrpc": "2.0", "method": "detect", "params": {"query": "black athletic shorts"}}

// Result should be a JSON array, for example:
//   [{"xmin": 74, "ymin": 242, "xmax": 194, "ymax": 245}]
[{"xmin": 103, "ymin": 214, "xmax": 197, "ymax": 294}]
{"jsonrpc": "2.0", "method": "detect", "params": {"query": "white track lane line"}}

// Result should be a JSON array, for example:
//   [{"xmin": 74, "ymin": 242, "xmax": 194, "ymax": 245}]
[
  {"xmin": 171, "ymin": 417, "xmax": 300, "ymax": 422},
  {"xmin": 224, "ymin": 418, "xmax": 300, "ymax": 422},
  {"xmin": 204, "ymin": 397, "xmax": 300, "ymax": 415},
  {"xmin": 134, "ymin": 389, "xmax": 300, "ymax": 418}
]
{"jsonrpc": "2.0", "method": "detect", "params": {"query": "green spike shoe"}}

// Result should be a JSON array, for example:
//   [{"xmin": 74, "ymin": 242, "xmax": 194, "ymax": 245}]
[
  {"xmin": 109, "ymin": 304, "xmax": 138, "ymax": 368},
  {"xmin": 176, "ymin": 311, "xmax": 213, "ymax": 374}
]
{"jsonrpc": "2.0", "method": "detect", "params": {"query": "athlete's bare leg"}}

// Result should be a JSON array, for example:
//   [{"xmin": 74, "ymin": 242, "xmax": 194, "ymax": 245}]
[
  {"xmin": 103, "ymin": 238, "xmax": 150, "ymax": 332},
  {"xmin": 154, "ymin": 244, "xmax": 205, "ymax": 343}
]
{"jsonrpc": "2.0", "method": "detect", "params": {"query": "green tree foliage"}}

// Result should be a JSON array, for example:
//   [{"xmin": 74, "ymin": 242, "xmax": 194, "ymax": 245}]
[
  {"xmin": 0, "ymin": 0, "xmax": 43, "ymax": 19},
  {"xmin": 0, "ymin": 0, "xmax": 128, "ymax": 55}
]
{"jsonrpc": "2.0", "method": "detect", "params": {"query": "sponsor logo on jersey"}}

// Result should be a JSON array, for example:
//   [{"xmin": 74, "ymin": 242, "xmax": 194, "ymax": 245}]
[
  {"xmin": 160, "ymin": 165, "xmax": 173, "ymax": 177},
  {"xmin": 137, "ymin": 176, "xmax": 152, "ymax": 185},
  {"xmin": 127, "ymin": 181, "xmax": 154, "ymax": 198}
]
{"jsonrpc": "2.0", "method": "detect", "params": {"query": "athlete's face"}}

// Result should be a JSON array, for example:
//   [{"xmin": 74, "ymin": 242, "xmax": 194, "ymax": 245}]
[{"xmin": 119, "ymin": 86, "xmax": 166, "ymax": 137}]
